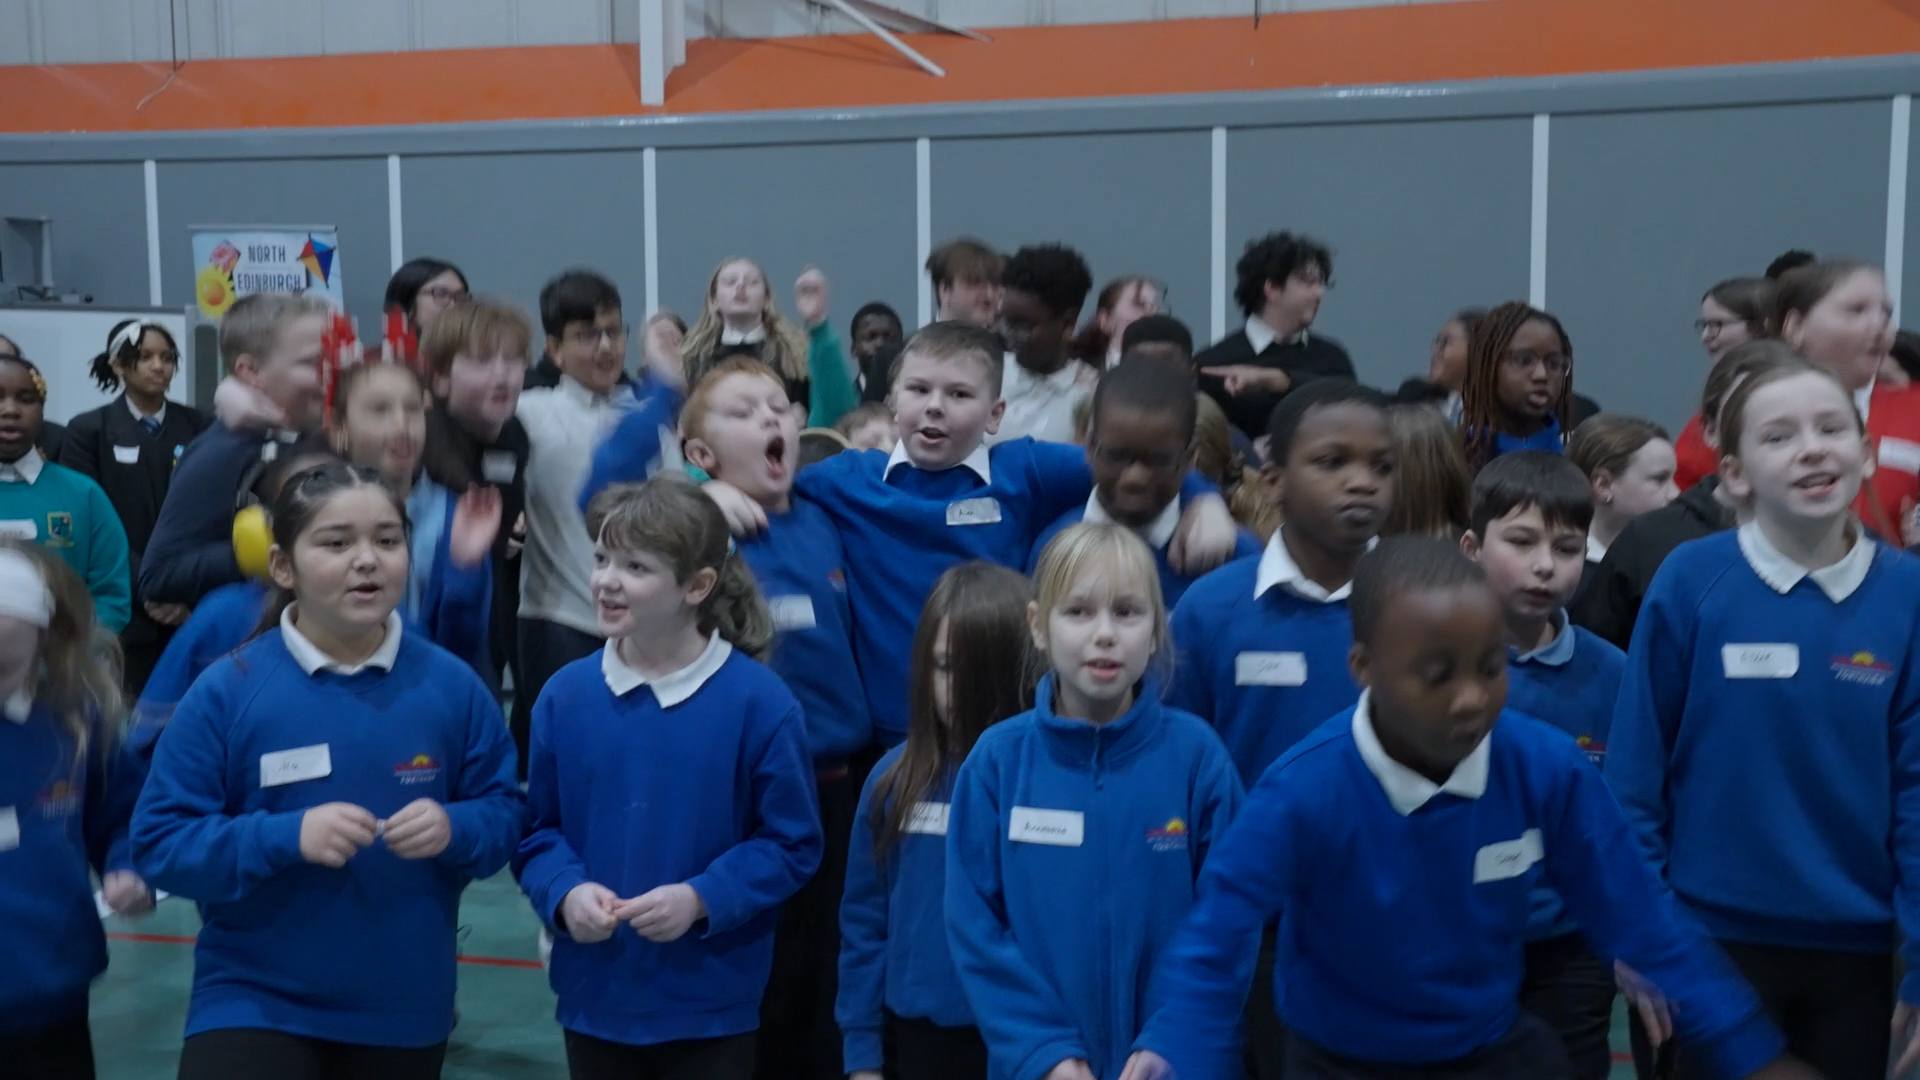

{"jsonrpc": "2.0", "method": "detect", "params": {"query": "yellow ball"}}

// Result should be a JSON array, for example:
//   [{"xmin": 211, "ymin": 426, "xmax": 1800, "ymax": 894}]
[{"xmin": 232, "ymin": 506, "xmax": 273, "ymax": 580}]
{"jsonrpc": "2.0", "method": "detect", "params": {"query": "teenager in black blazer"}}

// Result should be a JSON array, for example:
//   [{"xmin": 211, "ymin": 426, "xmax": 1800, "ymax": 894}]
[
  {"xmin": 59, "ymin": 319, "xmax": 210, "ymax": 692},
  {"xmin": 1194, "ymin": 231, "xmax": 1357, "ymax": 439}
]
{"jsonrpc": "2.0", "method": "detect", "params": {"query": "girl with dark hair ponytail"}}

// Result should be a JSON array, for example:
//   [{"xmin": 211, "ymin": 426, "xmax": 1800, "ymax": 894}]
[{"xmin": 58, "ymin": 318, "xmax": 210, "ymax": 694}]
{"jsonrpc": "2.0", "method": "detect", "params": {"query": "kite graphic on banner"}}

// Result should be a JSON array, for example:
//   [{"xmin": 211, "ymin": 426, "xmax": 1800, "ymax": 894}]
[{"xmin": 191, "ymin": 228, "xmax": 345, "ymax": 319}]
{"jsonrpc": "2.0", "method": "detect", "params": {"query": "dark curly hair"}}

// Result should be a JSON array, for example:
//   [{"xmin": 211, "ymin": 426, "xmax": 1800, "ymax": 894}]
[
  {"xmin": 1233, "ymin": 231, "xmax": 1333, "ymax": 317},
  {"xmin": 1001, "ymin": 243, "xmax": 1093, "ymax": 320}
]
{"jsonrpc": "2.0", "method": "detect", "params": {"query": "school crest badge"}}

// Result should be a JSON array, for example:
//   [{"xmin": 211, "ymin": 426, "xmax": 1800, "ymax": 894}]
[{"xmin": 44, "ymin": 512, "xmax": 74, "ymax": 547}]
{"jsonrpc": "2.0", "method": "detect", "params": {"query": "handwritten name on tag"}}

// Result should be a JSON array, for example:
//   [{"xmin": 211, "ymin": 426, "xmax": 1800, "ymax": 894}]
[
  {"xmin": 112, "ymin": 444, "xmax": 141, "ymax": 465},
  {"xmin": 1009, "ymin": 807, "xmax": 1084, "ymax": 847},
  {"xmin": 1721, "ymin": 644, "xmax": 1798, "ymax": 680},
  {"xmin": 260, "ymin": 744, "xmax": 332, "ymax": 789},
  {"xmin": 904, "ymin": 801, "xmax": 950, "ymax": 836},
  {"xmin": 769, "ymin": 595, "xmax": 818, "ymax": 631},
  {"xmin": 1235, "ymin": 652, "xmax": 1307, "ymax": 687},
  {"xmin": 946, "ymin": 498, "xmax": 1003, "ymax": 527},
  {"xmin": 1473, "ymin": 828, "xmax": 1543, "ymax": 884}
]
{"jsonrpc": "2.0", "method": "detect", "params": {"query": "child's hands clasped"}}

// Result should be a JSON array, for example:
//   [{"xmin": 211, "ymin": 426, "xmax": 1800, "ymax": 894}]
[
  {"xmin": 381, "ymin": 798, "xmax": 453, "ymax": 860},
  {"xmin": 298, "ymin": 802, "xmax": 379, "ymax": 868},
  {"xmin": 101, "ymin": 869, "xmax": 156, "ymax": 916},
  {"xmin": 613, "ymin": 883, "xmax": 706, "ymax": 943},
  {"xmin": 561, "ymin": 883, "xmax": 623, "ymax": 944}
]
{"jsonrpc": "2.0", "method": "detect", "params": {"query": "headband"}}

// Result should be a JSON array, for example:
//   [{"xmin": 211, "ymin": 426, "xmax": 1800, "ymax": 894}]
[
  {"xmin": 110, "ymin": 320, "xmax": 152, "ymax": 357},
  {"xmin": 0, "ymin": 549, "xmax": 53, "ymax": 629}
]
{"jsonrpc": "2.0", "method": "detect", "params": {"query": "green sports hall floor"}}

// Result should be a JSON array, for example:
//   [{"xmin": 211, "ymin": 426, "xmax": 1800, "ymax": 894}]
[{"xmin": 90, "ymin": 872, "xmax": 1644, "ymax": 1078}]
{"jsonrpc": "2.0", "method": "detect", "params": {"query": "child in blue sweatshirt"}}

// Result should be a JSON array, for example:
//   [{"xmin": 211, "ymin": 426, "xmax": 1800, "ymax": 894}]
[
  {"xmin": 1131, "ymin": 537, "xmax": 1803, "ymax": 1080},
  {"xmin": 0, "ymin": 542, "xmax": 153, "ymax": 1079},
  {"xmin": 706, "ymin": 321, "xmax": 1239, "ymax": 746},
  {"xmin": 670, "ymin": 357, "xmax": 874, "ymax": 1079},
  {"xmin": 1030, "ymin": 352, "xmax": 1260, "ymax": 608},
  {"xmin": 1167, "ymin": 378, "xmax": 1394, "ymax": 1078},
  {"xmin": 838, "ymin": 562, "xmax": 1034, "ymax": 1080},
  {"xmin": 131, "ymin": 461, "xmax": 525, "ymax": 1080},
  {"xmin": 946, "ymin": 523, "xmax": 1243, "ymax": 1080},
  {"xmin": 1608, "ymin": 359, "xmax": 1920, "ymax": 1078},
  {"xmin": 1460, "ymin": 452, "xmax": 1626, "ymax": 1079},
  {"xmin": 513, "ymin": 476, "xmax": 822, "ymax": 1080}
]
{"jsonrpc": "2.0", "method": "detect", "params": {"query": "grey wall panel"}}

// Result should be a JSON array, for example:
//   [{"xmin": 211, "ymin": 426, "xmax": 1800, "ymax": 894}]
[
  {"xmin": 401, "ymin": 150, "xmax": 649, "ymax": 341},
  {"xmin": 0, "ymin": 162, "xmax": 151, "ymax": 306},
  {"xmin": 1550, "ymin": 101, "xmax": 1889, "ymax": 432},
  {"xmin": 655, "ymin": 141, "xmax": 916, "ymax": 344},
  {"xmin": 155, "ymin": 157, "xmax": 390, "ymax": 323},
  {"xmin": 1225, "ymin": 117, "xmax": 1532, "ymax": 390},
  {"xmin": 930, "ymin": 130, "xmax": 1212, "ymax": 342}
]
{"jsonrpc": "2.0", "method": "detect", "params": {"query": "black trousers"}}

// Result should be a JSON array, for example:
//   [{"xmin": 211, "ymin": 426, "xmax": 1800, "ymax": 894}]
[
  {"xmin": 564, "ymin": 1030, "xmax": 755, "ymax": 1080},
  {"xmin": 1245, "ymin": 924, "xmax": 1288, "ymax": 1079},
  {"xmin": 888, "ymin": 1013, "xmax": 989, "ymax": 1080},
  {"xmin": 1284, "ymin": 1012, "xmax": 1571, "ymax": 1079},
  {"xmin": 1519, "ymin": 932, "xmax": 1615, "ymax": 1080},
  {"xmin": 1647, "ymin": 940, "xmax": 1892, "ymax": 1080},
  {"xmin": 757, "ymin": 753, "xmax": 874, "ymax": 1080},
  {"xmin": 0, "ymin": 1012, "xmax": 96, "ymax": 1080},
  {"xmin": 512, "ymin": 616, "xmax": 603, "ymax": 778},
  {"xmin": 177, "ymin": 1029, "xmax": 446, "ymax": 1080}
]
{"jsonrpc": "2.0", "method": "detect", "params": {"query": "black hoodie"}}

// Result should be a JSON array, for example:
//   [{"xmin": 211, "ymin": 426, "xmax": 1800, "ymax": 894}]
[{"xmin": 1571, "ymin": 476, "xmax": 1734, "ymax": 650}]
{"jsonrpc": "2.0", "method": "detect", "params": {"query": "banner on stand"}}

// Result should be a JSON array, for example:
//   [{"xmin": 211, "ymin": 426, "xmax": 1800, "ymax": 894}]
[{"xmin": 190, "ymin": 227, "xmax": 343, "ymax": 320}]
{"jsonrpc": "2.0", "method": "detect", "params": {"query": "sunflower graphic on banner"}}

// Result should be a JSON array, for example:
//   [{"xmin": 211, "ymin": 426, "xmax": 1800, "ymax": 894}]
[{"xmin": 190, "ymin": 227, "xmax": 345, "ymax": 319}]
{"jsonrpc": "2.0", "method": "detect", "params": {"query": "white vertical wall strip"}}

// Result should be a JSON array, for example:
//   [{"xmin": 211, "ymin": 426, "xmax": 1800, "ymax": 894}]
[
  {"xmin": 916, "ymin": 137, "xmax": 932, "ymax": 327},
  {"xmin": 643, "ymin": 147, "xmax": 661, "ymax": 317},
  {"xmin": 1210, "ymin": 126, "xmax": 1227, "ymax": 343},
  {"xmin": 143, "ymin": 159, "xmax": 162, "ymax": 305},
  {"xmin": 1887, "ymin": 95, "xmax": 1911, "ymax": 325},
  {"xmin": 1529, "ymin": 114, "xmax": 1550, "ymax": 308},
  {"xmin": 639, "ymin": 0, "xmax": 666, "ymax": 106},
  {"xmin": 386, "ymin": 154, "xmax": 404, "ymax": 273}
]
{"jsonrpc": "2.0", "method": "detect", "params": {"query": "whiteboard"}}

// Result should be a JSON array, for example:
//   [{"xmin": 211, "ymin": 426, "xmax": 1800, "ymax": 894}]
[{"xmin": 0, "ymin": 305, "xmax": 196, "ymax": 425}]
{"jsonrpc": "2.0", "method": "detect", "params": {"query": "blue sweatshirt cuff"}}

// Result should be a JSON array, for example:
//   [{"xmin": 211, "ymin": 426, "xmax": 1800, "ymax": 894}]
[
  {"xmin": 103, "ymin": 835, "xmax": 135, "ymax": 876},
  {"xmin": 1692, "ymin": 1007, "xmax": 1785, "ymax": 1080},
  {"xmin": 685, "ymin": 873, "xmax": 737, "ymax": 936},
  {"xmin": 544, "ymin": 870, "xmax": 591, "ymax": 934},
  {"xmin": 258, "ymin": 809, "xmax": 306, "ymax": 872},
  {"xmin": 1016, "ymin": 1040, "xmax": 1089, "ymax": 1080},
  {"xmin": 842, "ymin": 1026, "xmax": 882, "ymax": 1074}
]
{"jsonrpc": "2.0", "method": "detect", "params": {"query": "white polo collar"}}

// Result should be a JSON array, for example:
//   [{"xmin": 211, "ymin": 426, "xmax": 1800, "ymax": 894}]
[
  {"xmin": 1351, "ymin": 690, "xmax": 1491, "ymax": 816},
  {"xmin": 1245, "ymin": 315, "xmax": 1307, "ymax": 356},
  {"xmin": 721, "ymin": 324, "xmax": 768, "ymax": 347},
  {"xmin": 1254, "ymin": 530, "xmax": 1375, "ymax": 602},
  {"xmin": 885, "ymin": 439, "xmax": 992, "ymax": 486},
  {"xmin": 3, "ymin": 688, "xmax": 30, "ymax": 724},
  {"xmin": 1736, "ymin": 522, "xmax": 1874, "ymax": 603},
  {"xmin": 0, "ymin": 448, "xmax": 45, "ymax": 484},
  {"xmin": 1084, "ymin": 491, "xmax": 1180, "ymax": 551},
  {"xmin": 1586, "ymin": 533, "xmax": 1608, "ymax": 563},
  {"xmin": 602, "ymin": 631, "xmax": 732, "ymax": 706},
  {"xmin": 127, "ymin": 396, "xmax": 166, "ymax": 426},
  {"xmin": 280, "ymin": 605, "xmax": 403, "ymax": 676}
]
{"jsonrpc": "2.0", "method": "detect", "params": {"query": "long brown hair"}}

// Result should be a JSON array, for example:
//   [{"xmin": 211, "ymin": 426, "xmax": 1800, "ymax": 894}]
[
  {"xmin": 682, "ymin": 257, "xmax": 811, "ymax": 390},
  {"xmin": 1460, "ymin": 300, "xmax": 1575, "ymax": 473},
  {"xmin": 1384, "ymin": 403, "xmax": 1470, "ymax": 539},
  {"xmin": 0, "ymin": 540, "xmax": 123, "ymax": 760},
  {"xmin": 870, "ymin": 563, "xmax": 1032, "ymax": 861},
  {"xmin": 587, "ymin": 475, "xmax": 774, "ymax": 658}
]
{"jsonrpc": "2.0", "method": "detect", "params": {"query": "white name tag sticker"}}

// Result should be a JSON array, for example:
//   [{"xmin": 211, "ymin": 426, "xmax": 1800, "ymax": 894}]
[
  {"xmin": 0, "ymin": 806, "xmax": 17, "ymax": 852},
  {"xmin": 904, "ymin": 801, "xmax": 949, "ymax": 836},
  {"xmin": 260, "ymin": 744, "xmax": 333, "ymax": 789},
  {"xmin": 1009, "ymin": 806, "xmax": 1084, "ymax": 847},
  {"xmin": 1473, "ymin": 828, "xmax": 1544, "ymax": 884},
  {"xmin": 481, "ymin": 450, "xmax": 518, "ymax": 485},
  {"xmin": 0, "ymin": 519, "xmax": 35, "ymax": 541},
  {"xmin": 769, "ymin": 595, "xmax": 817, "ymax": 631},
  {"xmin": 1722, "ymin": 644, "xmax": 1799, "ymax": 680},
  {"xmin": 1235, "ymin": 651, "xmax": 1307, "ymax": 687},
  {"xmin": 112, "ymin": 444, "xmax": 141, "ymax": 465},
  {"xmin": 1880, "ymin": 436, "xmax": 1920, "ymax": 475},
  {"xmin": 946, "ymin": 497, "xmax": 1003, "ymax": 527}
]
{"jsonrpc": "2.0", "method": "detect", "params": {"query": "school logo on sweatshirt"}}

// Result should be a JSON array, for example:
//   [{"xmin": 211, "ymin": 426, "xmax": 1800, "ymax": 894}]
[
  {"xmin": 827, "ymin": 568, "xmax": 846, "ymax": 592},
  {"xmin": 1146, "ymin": 818, "xmax": 1189, "ymax": 853},
  {"xmin": 1831, "ymin": 651, "xmax": 1894, "ymax": 688},
  {"xmin": 34, "ymin": 780, "xmax": 80, "ymax": 818},
  {"xmin": 43, "ymin": 512, "xmax": 73, "ymax": 548},
  {"xmin": 394, "ymin": 754, "xmax": 443, "ymax": 786},
  {"xmin": 1575, "ymin": 734, "xmax": 1606, "ymax": 767}
]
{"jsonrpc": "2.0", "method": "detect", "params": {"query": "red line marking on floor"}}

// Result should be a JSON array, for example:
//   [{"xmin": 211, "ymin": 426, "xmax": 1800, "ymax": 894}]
[{"xmin": 106, "ymin": 931, "xmax": 543, "ymax": 970}]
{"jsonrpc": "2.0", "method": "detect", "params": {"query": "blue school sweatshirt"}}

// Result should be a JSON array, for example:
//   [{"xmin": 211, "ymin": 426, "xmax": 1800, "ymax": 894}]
[
  {"xmin": 738, "ymin": 498, "xmax": 871, "ymax": 761},
  {"xmin": 796, "ymin": 440, "xmax": 1217, "ymax": 741},
  {"xmin": 0, "ymin": 702, "xmax": 139, "ymax": 1035},
  {"xmin": 945, "ymin": 676, "xmax": 1243, "ymax": 1080},
  {"xmin": 129, "ymin": 581, "xmax": 270, "ymax": 761},
  {"xmin": 837, "ymin": 744, "xmax": 972, "ymax": 1072},
  {"xmin": 1488, "ymin": 416, "xmax": 1564, "ymax": 459},
  {"xmin": 130, "ymin": 623, "xmax": 525, "ymax": 1047},
  {"xmin": 139, "ymin": 423, "xmax": 271, "ymax": 604},
  {"xmin": 513, "ymin": 636, "xmax": 824, "ymax": 1046},
  {"xmin": 572, "ymin": 373, "xmax": 688, "ymax": 516},
  {"xmin": 1502, "ymin": 613, "xmax": 1625, "ymax": 941},
  {"xmin": 1167, "ymin": 538, "xmax": 1362, "ymax": 786},
  {"xmin": 1029, "ymin": 499, "xmax": 1261, "ymax": 609},
  {"xmin": 1607, "ymin": 527, "xmax": 1920, "ymax": 993},
  {"xmin": 399, "ymin": 478, "xmax": 494, "ymax": 686},
  {"xmin": 1137, "ymin": 697, "xmax": 1781, "ymax": 1080}
]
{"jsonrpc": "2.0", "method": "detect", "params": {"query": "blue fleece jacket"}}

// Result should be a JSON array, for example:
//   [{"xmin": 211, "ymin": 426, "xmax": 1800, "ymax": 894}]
[
  {"xmin": 0, "ymin": 703, "xmax": 139, "ymax": 1035},
  {"xmin": 1503, "ymin": 614, "xmax": 1625, "ymax": 940},
  {"xmin": 1139, "ymin": 701, "xmax": 1781, "ymax": 1080},
  {"xmin": 512, "ymin": 640, "xmax": 824, "ymax": 1046},
  {"xmin": 572, "ymin": 375, "xmax": 688, "ymax": 516},
  {"xmin": 1168, "ymin": 551, "xmax": 1362, "ymax": 786},
  {"xmin": 837, "ymin": 743, "xmax": 973, "ymax": 1072},
  {"xmin": 945, "ymin": 676, "xmax": 1243, "ymax": 1080},
  {"xmin": 1607, "ymin": 529, "xmax": 1920, "ymax": 997},
  {"xmin": 796, "ymin": 439, "xmax": 1217, "ymax": 741},
  {"xmin": 139, "ymin": 423, "xmax": 271, "ymax": 604},
  {"xmin": 1029, "ymin": 502, "xmax": 1261, "ymax": 609},
  {"xmin": 130, "ymin": 629, "xmax": 525, "ymax": 1047}
]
